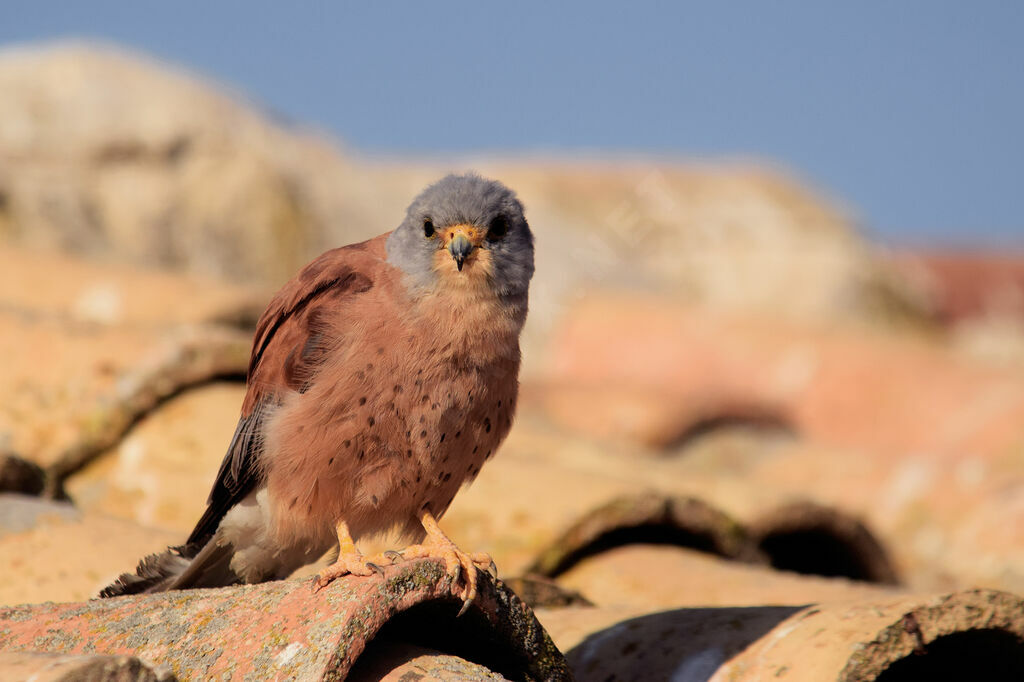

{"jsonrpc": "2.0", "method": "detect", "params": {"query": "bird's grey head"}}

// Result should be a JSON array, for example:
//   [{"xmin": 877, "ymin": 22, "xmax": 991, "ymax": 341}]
[{"xmin": 386, "ymin": 174, "xmax": 534, "ymax": 302}]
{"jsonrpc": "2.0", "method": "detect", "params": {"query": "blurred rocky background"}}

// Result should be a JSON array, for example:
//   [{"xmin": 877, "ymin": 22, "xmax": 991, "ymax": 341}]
[{"xmin": 1, "ymin": 43, "xmax": 1023, "ymax": 680}]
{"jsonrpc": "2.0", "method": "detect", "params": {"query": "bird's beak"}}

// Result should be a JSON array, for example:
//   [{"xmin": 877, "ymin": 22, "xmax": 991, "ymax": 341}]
[{"xmin": 448, "ymin": 232, "xmax": 473, "ymax": 272}]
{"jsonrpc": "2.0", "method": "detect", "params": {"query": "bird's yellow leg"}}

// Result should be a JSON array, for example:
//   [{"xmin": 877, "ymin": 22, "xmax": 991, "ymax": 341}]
[
  {"xmin": 400, "ymin": 510, "xmax": 497, "ymax": 612},
  {"xmin": 311, "ymin": 519, "xmax": 396, "ymax": 592}
]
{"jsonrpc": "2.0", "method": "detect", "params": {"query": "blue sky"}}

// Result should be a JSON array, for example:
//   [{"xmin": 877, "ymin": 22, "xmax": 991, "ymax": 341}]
[{"xmin": 2, "ymin": 1, "xmax": 1022, "ymax": 246}]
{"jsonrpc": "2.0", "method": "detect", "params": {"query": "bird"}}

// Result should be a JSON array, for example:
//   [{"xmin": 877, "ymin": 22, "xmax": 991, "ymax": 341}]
[{"xmin": 100, "ymin": 173, "xmax": 534, "ymax": 609}]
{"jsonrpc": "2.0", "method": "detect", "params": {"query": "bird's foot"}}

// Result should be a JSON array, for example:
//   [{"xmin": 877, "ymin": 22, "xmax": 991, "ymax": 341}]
[
  {"xmin": 400, "ymin": 541, "xmax": 496, "ymax": 615},
  {"xmin": 310, "ymin": 550, "xmax": 398, "ymax": 593}
]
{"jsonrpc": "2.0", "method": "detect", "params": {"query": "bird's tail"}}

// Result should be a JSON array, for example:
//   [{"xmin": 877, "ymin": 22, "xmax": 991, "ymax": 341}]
[{"xmin": 98, "ymin": 539, "xmax": 240, "ymax": 598}]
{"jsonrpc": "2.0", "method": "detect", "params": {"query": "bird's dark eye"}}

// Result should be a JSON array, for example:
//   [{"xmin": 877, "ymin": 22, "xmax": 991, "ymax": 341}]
[
  {"xmin": 487, "ymin": 215, "xmax": 508, "ymax": 240},
  {"xmin": 423, "ymin": 219, "xmax": 435, "ymax": 238}
]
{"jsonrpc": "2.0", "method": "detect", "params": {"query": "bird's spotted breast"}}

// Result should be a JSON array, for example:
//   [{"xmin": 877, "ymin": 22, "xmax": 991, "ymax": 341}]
[{"xmin": 261, "ymin": 279, "xmax": 521, "ymax": 548}]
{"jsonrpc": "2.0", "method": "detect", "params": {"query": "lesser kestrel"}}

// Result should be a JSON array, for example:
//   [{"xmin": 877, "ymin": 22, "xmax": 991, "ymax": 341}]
[{"xmin": 101, "ymin": 174, "xmax": 534, "ymax": 608}]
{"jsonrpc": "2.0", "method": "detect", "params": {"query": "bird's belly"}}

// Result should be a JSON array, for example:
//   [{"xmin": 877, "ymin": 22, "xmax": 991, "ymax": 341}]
[{"xmin": 262, "ymin": 362, "xmax": 516, "ymax": 546}]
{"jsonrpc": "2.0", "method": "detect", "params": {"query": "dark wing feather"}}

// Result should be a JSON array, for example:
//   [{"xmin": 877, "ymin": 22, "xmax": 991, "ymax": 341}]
[
  {"xmin": 185, "ymin": 406, "xmax": 266, "ymax": 546},
  {"xmin": 184, "ymin": 243, "xmax": 378, "ymax": 547}
]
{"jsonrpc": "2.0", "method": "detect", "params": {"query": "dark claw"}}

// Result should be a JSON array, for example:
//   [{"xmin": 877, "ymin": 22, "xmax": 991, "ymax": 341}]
[
  {"xmin": 384, "ymin": 550, "xmax": 403, "ymax": 564},
  {"xmin": 309, "ymin": 575, "xmax": 323, "ymax": 594},
  {"xmin": 457, "ymin": 597, "xmax": 472, "ymax": 618},
  {"xmin": 487, "ymin": 560, "xmax": 498, "ymax": 579},
  {"xmin": 367, "ymin": 562, "xmax": 386, "ymax": 576}
]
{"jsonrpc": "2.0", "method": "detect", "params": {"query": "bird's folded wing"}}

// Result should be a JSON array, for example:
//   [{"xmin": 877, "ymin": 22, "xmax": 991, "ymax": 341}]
[{"xmin": 186, "ymin": 239, "xmax": 383, "ymax": 547}]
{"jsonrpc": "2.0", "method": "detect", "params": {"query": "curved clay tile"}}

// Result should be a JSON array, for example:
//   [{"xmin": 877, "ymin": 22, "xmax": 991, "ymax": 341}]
[
  {"xmin": 525, "ymin": 493, "xmax": 761, "ymax": 578},
  {"xmin": 0, "ymin": 651, "xmax": 172, "ymax": 681},
  {"xmin": 748, "ymin": 500, "xmax": 901, "ymax": 585},
  {"xmin": 0, "ymin": 559, "xmax": 570, "ymax": 680},
  {"xmin": 537, "ymin": 589, "xmax": 1023, "ymax": 681}
]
